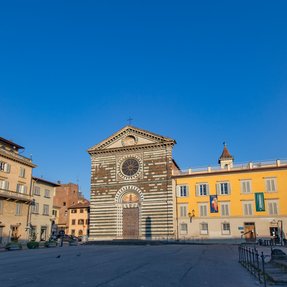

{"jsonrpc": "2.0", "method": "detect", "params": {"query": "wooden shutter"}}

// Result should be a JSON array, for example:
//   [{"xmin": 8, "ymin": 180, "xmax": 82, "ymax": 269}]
[
  {"xmin": 196, "ymin": 184, "xmax": 199, "ymax": 196},
  {"xmin": 216, "ymin": 183, "xmax": 220, "ymax": 195}
]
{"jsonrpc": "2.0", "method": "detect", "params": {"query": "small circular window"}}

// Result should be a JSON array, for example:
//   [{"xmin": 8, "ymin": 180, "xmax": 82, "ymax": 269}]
[{"xmin": 121, "ymin": 158, "xmax": 139, "ymax": 176}]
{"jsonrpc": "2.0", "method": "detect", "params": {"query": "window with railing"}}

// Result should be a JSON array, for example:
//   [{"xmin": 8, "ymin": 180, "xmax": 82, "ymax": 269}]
[{"xmin": 16, "ymin": 184, "xmax": 27, "ymax": 194}]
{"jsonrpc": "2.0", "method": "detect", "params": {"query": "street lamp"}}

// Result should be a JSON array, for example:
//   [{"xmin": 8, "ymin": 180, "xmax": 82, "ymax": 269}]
[
  {"xmin": 277, "ymin": 220, "xmax": 283, "ymax": 246},
  {"xmin": 188, "ymin": 209, "xmax": 195, "ymax": 223}
]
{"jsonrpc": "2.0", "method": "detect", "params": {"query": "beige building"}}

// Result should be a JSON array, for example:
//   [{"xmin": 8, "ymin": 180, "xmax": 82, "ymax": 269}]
[
  {"xmin": 0, "ymin": 137, "xmax": 36, "ymax": 245},
  {"xmin": 30, "ymin": 177, "xmax": 59, "ymax": 241},
  {"xmin": 68, "ymin": 200, "xmax": 90, "ymax": 239}
]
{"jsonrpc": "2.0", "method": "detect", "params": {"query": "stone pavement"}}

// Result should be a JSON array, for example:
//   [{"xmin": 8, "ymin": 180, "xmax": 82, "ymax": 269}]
[{"xmin": 0, "ymin": 244, "xmax": 264, "ymax": 287}]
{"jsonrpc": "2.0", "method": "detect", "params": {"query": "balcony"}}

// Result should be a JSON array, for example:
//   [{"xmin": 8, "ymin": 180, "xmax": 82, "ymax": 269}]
[{"xmin": 0, "ymin": 188, "xmax": 32, "ymax": 203}]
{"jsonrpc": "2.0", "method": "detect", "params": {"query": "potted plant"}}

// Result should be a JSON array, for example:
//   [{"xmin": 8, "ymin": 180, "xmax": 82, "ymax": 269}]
[
  {"xmin": 5, "ymin": 235, "xmax": 22, "ymax": 251},
  {"xmin": 44, "ymin": 239, "xmax": 58, "ymax": 248},
  {"xmin": 27, "ymin": 241, "xmax": 39, "ymax": 249}
]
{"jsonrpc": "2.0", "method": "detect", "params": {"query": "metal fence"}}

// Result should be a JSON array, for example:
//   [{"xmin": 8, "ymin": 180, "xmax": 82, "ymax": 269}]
[{"xmin": 238, "ymin": 244, "xmax": 268, "ymax": 287}]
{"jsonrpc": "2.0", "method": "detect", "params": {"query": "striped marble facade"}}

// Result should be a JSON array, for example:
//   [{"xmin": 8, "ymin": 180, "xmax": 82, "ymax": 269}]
[{"xmin": 88, "ymin": 126, "xmax": 176, "ymax": 240}]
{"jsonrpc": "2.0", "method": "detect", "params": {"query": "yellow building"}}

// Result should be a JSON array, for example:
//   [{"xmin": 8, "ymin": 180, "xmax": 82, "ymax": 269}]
[
  {"xmin": 173, "ymin": 145, "xmax": 287, "ymax": 243},
  {"xmin": 0, "ymin": 137, "xmax": 36, "ymax": 245},
  {"xmin": 67, "ymin": 200, "xmax": 89, "ymax": 240}
]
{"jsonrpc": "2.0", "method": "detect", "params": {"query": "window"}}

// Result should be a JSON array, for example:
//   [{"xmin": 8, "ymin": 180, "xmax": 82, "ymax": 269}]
[
  {"xmin": 52, "ymin": 210, "xmax": 57, "ymax": 217},
  {"xmin": 78, "ymin": 219, "xmax": 84, "ymax": 225},
  {"xmin": 216, "ymin": 182, "xmax": 231, "ymax": 195},
  {"xmin": 19, "ymin": 167, "xmax": 25, "ymax": 178},
  {"xmin": 43, "ymin": 204, "xmax": 49, "ymax": 215},
  {"xmin": 240, "ymin": 180, "xmax": 252, "ymax": 194},
  {"xmin": 32, "ymin": 202, "xmax": 39, "ymax": 214},
  {"xmin": 179, "ymin": 204, "xmax": 188, "ymax": 217},
  {"xmin": 0, "ymin": 162, "xmax": 10, "ymax": 173},
  {"xmin": 80, "ymin": 209, "xmax": 84, "ymax": 213},
  {"xmin": 180, "ymin": 223, "xmax": 188, "ymax": 235},
  {"xmin": 265, "ymin": 178, "xmax": 277, "ymax": 193},
  {"xmin": 86, "ymin": 219, "xmax": 89, "ymax": 225},
  {"xmin": 72, "ymin": 219, "xmax": 76, "ymax": 225},
  {"xmin": 222, "ymin": 222, "xmax": 231, "ymax": 235},
  {"xmin": 63, "ymin": 202, "xmax": 66, "ymax": 206},
  {"xmin": 16, "ymin": 184, "xmax": 27, "ymax": 194},
  {"xmin": 177, "ymin": 185, "xmax": 189, "ymax": 197},
  {"xmin": 16, "ymin": 203, "xmax": 22, "ymax": 215},
  {"xmin": 0, "ymin": 180, "xmax": 9, "ymax": 190},
  {"xmin": 268, "ymin": 201, "xmax": 279, "ymax": 215},
  {"xmin": 78, "ymin": 230, "xmax": 83, "ymax": 236},
  {"xmin": 199, "ymin": 203, "xmax": 208, "ymax": 217},
  {"xmin": 0, "ymin": 200, "xmax": 3, "ymax": 214},
  {"xmin": 243, "ymin": 202, "xmax": 253, "ymax": 216},
  {"xmin": 71, "ymin": 229, "xmax": 75, "ymax": 235},
  {"xmin": 196, "ymin": 183, "xmax": 209, "ymax": 196},
  {"xmin": 220, "ymin": 202, "xmax": 230, "ymax": 216},
  {"xmin": 33, "ymin": 186, "xmax": 40, "ymax": 196},
  {"xmin": 44, "ymin": 189, "xmax": 50, "ymax": 198},
  {"xmin": 200, "ymin": 222, "xmax": 208, "ymax": 235},
  {"xmin": 71, "ymin": 209, "xmax": 77, "ymax": 213}
]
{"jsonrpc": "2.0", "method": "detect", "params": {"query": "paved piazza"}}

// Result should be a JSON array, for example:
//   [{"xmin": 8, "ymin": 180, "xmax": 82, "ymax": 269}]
[{"xmin": 0, "ymin": 244, "xmax": 259, "ymax": 287}]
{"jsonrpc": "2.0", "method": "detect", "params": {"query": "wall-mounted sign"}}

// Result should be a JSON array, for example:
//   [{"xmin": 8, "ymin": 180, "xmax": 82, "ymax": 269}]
[
  {"xmin": 238, "ymin": 226, "xmax": 244, "ymax": 230},
  {"xmin": 255, "ymin": 192, "xmax": 265, "ymax": 212}
]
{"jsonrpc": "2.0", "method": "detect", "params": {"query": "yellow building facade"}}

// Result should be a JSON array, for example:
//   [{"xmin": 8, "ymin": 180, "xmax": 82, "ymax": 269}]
[{"xmin": 173, "ymin": 146, "xmax": 287, "ymax": 243}]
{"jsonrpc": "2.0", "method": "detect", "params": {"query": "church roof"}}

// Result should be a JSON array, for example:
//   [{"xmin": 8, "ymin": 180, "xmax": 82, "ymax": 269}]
[{"xmin": 88, "ymin": 125, "xmax": 176, "ymax": 153}]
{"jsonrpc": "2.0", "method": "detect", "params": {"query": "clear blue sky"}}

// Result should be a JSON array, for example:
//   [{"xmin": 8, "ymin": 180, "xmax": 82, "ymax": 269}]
[{"xmin": 1, "ymin": 1, "xmax": 287, "ymax": 198}]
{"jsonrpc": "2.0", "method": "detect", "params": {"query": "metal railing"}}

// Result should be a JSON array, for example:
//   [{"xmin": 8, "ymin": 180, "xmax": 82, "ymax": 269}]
[
  {"xmin": 173, "ymin": 159, "xmax": 287, "ymax": 176},
  {"xmin": 238, "ymin": 244, "xmax": 269, "ymax": 287},
  {"xmin": 0, "ymin": 188, "xmax": 32, "ymax": 202}
]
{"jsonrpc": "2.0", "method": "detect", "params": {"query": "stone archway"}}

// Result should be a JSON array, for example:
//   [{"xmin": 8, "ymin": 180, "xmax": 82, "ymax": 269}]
[{"xmin": 115, "ymin": 186, "xmax": 143, "ymax": 239}]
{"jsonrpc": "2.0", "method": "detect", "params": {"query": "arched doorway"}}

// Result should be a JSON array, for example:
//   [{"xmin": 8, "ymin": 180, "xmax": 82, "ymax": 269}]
[
  {"xmin": 115, "ymin": 186, "xmax": 144, "ymax": 239},
  {"xmin": 122, "ymin": 193, "xmax": 139, "ymax": 239}
]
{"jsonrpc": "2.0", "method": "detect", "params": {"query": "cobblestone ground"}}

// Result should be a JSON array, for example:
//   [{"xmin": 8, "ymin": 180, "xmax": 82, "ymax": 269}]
[{"xmin": 0, "ymin": 244, "xmax": 261, "ymax": 287}]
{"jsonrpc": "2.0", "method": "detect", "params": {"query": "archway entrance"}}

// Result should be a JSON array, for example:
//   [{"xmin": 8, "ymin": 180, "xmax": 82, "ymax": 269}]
[{"xmin": 123, "ymin": 207, "xmax": 139, "ymax": 239}]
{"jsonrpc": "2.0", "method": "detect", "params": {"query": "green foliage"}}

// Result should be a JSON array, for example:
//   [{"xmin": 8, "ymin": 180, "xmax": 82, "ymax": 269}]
[
  {"xmin": 44, "ymin": 240, "xmax": 57, "ymax": 248},
  {"xmin": 27, "ymin": 241, "xmax": 39, "ymax": 249},
  {"xmin": 5, "ymin": 242, "xmax": 22, "ymax": 251}
]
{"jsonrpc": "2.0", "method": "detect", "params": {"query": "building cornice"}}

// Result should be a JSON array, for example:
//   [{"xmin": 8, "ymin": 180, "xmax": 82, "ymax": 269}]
[
  {"xmin": 89, "ymin": 142, "xmax": 175, "ymax": 156},
  {"xmin": 0, "ymin": 149, "xmax": 36, "ymax": 168}
]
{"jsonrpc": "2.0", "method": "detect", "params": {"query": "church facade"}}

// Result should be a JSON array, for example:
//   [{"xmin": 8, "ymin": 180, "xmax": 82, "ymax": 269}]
[{"xmin": 88, "ymin": 126, "xmax": 177, "ymax": 240}]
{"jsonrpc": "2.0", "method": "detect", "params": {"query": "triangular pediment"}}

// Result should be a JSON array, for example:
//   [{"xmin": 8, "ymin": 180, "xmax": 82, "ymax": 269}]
[{"xmin": 88, "ymin": 126, "xmax": 175, "ymax": 152}]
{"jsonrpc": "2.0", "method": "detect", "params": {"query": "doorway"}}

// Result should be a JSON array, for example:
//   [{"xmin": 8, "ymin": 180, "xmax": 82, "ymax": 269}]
[
  {"xmin": 123, "ymin": 207, "xmax": 139, "ymax": 239},
  {"xmin": 244, "ymin": 222, "xmax": 256, "ymax": 242}
]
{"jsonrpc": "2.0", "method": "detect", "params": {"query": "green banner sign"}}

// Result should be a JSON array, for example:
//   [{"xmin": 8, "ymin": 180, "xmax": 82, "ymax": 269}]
[{"xmin": 255, "ymin": 192, "xmax": 265, "ymax": 212}]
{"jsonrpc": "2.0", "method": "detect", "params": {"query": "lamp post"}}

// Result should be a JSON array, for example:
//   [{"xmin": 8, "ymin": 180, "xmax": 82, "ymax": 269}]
[
  {"xmin": 188, "ymin": 209, "xmax": 195, "ymax": 223},
  {"xmin": 277, "ymin": 220, "xmax": 283, "ymax": 246}
]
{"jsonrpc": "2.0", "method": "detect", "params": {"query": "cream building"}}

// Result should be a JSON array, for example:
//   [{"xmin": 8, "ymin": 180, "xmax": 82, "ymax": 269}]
[
  {"xmin": 30, "ymin": 177, "xmax": 59, "ymax": 241},
  {"xmin": 0, "ymin": 137, "xmax": 36, "ymax": 245}
]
